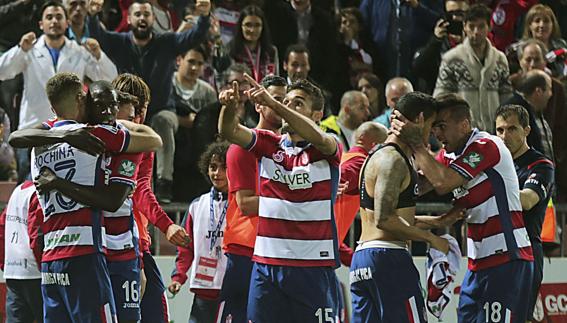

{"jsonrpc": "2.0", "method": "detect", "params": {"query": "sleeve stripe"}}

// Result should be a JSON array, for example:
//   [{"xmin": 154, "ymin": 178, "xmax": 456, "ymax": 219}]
[
  {"xmin": 109, "ymin": 177, "xmax": 136, "ymax": 188},
  {"xmin": 245, "ymin": 130, "xmax": 257, "ymax": 151},
  {"xmin": 450, "ymin": 163, "xmax": 473, "ymax": 180}
]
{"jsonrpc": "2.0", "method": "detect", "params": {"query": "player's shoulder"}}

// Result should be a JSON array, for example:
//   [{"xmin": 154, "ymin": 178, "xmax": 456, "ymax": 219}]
[{"xmin": 525, "ymin": 148, "xmax": 554, "ymax": 169}]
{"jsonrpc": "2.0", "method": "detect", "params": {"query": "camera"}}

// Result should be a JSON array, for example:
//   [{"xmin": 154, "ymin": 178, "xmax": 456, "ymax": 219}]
[{"xmin": 445, "ymin": 11, "xmax": 464, "ymax": 36}]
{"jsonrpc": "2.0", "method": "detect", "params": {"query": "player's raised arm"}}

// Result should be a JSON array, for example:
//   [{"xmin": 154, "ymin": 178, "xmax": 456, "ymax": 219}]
[
  {"xmin": 370, "ymin": 150, "xmax": 449, "ymax": 253},
  {"xmin": 218, "ymin": 81, "xmax": 254, "ymax": 147},
  {"xmin": 244, "ymin": 74, "xmax": 336, "ymax": 156}
]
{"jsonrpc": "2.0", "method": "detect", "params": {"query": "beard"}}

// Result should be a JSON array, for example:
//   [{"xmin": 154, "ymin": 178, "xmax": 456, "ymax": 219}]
[
  {"xmin": 44, "ymin": 30, "xmax": 64, "ymax": 40},
  {"xmin": 132, "ymin": 26, "xmax": 152, "ymax": 40}
]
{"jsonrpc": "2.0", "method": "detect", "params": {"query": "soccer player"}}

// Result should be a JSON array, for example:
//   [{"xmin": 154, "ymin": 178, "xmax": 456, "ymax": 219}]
[
  {"xmin": 217, "ymin": 75, "xmax": 286, "ymax": 323},
  {"xmin": 391, "ymin": 93, "xmax": 535, "ymax": 322},
  {"xmin": 33, "ymin": 80, "xmax": 157, "ymax": 323},
  {"xmin": 30, "ymin": 74, "xmax": 130, "ymax": 322},
  {"xmin": 351, "ymin": 92, "xmax": 454, "ymax": 323},
  {"xmin": 169, "ymin": 141, "xmax": 230, "ymax": 323},
  {"xmin": 335, "ymin": 121, "xmax": 387, "ymax": 244},
  {"xmin": 112, "ymin": 73, "xmax": 190, "ymax": 323},
  {"xmin": 495, "ymin": 104, "xmax": 554, "ymax": 322},
  {"xmin": 219, "ymin": 75, "xmax": 341, "ymax": 322}
]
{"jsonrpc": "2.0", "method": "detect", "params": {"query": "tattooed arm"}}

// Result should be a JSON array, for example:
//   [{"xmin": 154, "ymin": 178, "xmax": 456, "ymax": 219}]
[{"xmin": 372, "ymin": 149, "xmax": 449, "ymax": 253}]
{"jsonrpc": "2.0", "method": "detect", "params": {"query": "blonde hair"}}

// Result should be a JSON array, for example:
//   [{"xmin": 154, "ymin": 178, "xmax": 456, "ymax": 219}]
[{"xmin": 522, "ymin": 4, "xmax": 562, "ymax": 41}]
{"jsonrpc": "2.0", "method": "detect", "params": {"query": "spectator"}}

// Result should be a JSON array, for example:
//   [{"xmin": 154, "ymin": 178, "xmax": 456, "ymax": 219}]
[
  {"xmin": 115, "ymin": 0, "xmax": 180, "ymax": 33},
  {"xmin": 86, "ymin": 0, "xmax": 211, "ymax": 125},
  {"xmin": 359, "ymin": 0, "xmax": 442, "ymax": 82},
  {"xmin": 174, "ymin": 63, "xmax": 255, "ymax": 202},
  {"xmin": 434, "ymin": 3, "xmax": 512, "ymax": 133},
  {"xmin": 283, "ymin": 43, "xmax": 335, "ymax": 114},
  {"xmin": 413, "ymin": 0, "xmax": 469, "ymax": 94},
  {"xmin": 0, "ymin": 1, "xmax": 117, "ymax": 181},
  {"xmin": 508, "ymin": 40, "xmax": 567, "ymax": 203},
  {"xmin": 488, "ymin": 0, "xmax": 537, "ymax": 51},
  {"xmin": 374, "ymin": 77, "xmax": 413, "ymax": 129},
  {"xmin": 63, "ymin": 0, "xmax": 90, "ymax": 43},
  {"xmin": 502, "ymin": 69, "xmax": 554, "ymax": 161},
  {"xmin": 266, "ymin": 0, "xmax": 337, "ymax": 90},
  {"xmin": 356, "ymin": 72, "xmax": 383, "ymax": 119},
  {"xmin": 522, "ymin": 4, "xmax": 567, "ymax": 78},
  {"xmin": 335, "ymin": 7, "xmax": 375, "ymax": 101},
  {"xmin": 320, "ymin": 90, "xmax": 370, "ymax": 151},
  {"xmin": 155, "ymin": 45, "xmax": 218, "ymax": 203},
  {"xmin": 228, "ymin": 5, "xmax": 278, "ymax": 82}
]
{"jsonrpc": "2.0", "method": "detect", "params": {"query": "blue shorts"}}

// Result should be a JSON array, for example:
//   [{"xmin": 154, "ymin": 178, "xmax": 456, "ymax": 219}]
[
  {"xmin": 217, "ymin": 253, "xmax": 254, "ymax": 323},
  {"xmin": 247, "ymin": 263, "xmax": 341, "ymax": 323},
  {"xmin": 41, "ymin": 253, "xmax": 117, "ymax": 323},
  {"xmin": 140, "ymin": 252, "xmax": 169, "ymax": 323},
  {"xmin": 108, "ymin": 258, "xmax": 141, "ymax": 321},
  {"xmin": 350, "ymin": 247, "xmax": 426, "ymax": 323},
  {"xmin": 458, "ymin": 260, "xmax": 534, "ymax": 323}
]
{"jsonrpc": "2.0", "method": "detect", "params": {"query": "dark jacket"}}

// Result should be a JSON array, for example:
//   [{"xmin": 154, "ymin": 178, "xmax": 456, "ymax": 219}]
[
  {"xmin": 412, "ymin": 36, "xmax": 453, "ymax": 94},
  {"xmin": 87, "ymin": 14, "xmax": 210, "ymax": 121},
  {"xmin": 265, "ymin": 1, "xmax": 337, "ymax": 90}
]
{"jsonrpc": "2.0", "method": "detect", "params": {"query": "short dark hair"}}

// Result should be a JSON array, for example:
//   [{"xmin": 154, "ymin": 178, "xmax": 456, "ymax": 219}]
[
  {"xmin": 435, "ymin": 93, "xmax": 472, "ymax": 122},
  {"xmin": 261, "ymin": 75, "xmax": 286, "ymax": 88},
  {"xmin": 288, "ymin": 79, "xmax": 324, "ymax": 112},
  {"xmin": 128, "ymin": 0, "xmax": 152, "ymax": 14},
  {"xmin": 395, "ymin": 91, "xmax": 437, "ymax": 121},
  {"xmin": 464, "ymin": 3, "xmax": 491, "ymax": 25},
  {"xmin": 41, "ymin": 1, "xmax": 68, "ymax": 19},
  {"xmin": 519, "ymin": 72, "xmax": 548, "ymax": 96},
  {"xmin": 284, "ymin": 44, "xmax": 310, "ymax": 62},
  {"xmin": 198, "ymin": 141, "xmax": 230, "ymax": 180},
  {"xmin": 495, "ymin": 104, "xmax": 530, "ymax": 128},
  {"xmin": 45, "ymin": 72, "xmax": 82, "ymax": 107},
  {"xmin": 180, "ymin": 44, "xmax": 209, "ymax": 61}
]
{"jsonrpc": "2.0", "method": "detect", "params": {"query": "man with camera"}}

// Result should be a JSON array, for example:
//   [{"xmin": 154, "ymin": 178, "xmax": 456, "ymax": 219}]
[
  {"xmin": 413, "ymin": 0, "xmax": 469, "ymax": 94},
  {"xmin": 433, "ymin": 3, "xmax": 513, "ymax": 133}
]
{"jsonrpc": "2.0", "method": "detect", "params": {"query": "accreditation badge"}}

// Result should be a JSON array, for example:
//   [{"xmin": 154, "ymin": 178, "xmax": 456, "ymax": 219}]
[{"xmin": 194, "ymin": 256, "xmax": 218, "ymax": 287}]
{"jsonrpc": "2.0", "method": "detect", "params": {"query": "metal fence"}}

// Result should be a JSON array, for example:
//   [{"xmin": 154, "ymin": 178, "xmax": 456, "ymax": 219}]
[{"xmin": 153, "ymin": 202, "xmax": 567, "ymax": 257}]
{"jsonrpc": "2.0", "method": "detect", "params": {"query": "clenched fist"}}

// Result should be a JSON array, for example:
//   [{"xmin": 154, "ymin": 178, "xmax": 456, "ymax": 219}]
[{"xmin": 19, "ymin": 32, "xmax": 36, "ymax": 52}]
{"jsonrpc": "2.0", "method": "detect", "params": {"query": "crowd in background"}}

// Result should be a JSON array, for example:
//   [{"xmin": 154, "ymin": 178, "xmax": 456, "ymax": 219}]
[{"xmin": 0, "ymin": 0, "xmax": 566, "ymax": 207}]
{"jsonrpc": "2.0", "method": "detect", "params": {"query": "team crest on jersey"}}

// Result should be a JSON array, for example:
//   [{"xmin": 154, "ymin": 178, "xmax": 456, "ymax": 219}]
[
  {"xmin": 462, "ymin": 152, "xmax": 483, "ymax": 169},
  {"xmin": 272, "ymin": 151, "xmax": 284, "ymax": 163},
  {"xmin": 119, "ymin": 160, "xmax": 136, "ymax": 177}
]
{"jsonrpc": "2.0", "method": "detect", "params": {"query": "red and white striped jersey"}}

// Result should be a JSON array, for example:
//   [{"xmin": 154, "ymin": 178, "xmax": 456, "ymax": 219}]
[
  {"xmin": 247, "ymin": 129, "xmax": 341, "ymax": 268},
  {"xmin": 443, "ymin": 129, "xmax": 533, "ymax": 271},
  {"xmin": 102, "ymin": 152, "xmax": 142, "ymax": 262},
  {"xmin": 30, "ymin": 120, "xmax": 130, "ymax": 262}
]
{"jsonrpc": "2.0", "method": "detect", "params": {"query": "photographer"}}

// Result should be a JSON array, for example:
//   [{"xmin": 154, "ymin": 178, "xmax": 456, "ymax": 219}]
[{"xmin": 412, "ymin": 0, "xmax": 469, "ymax": 94}]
